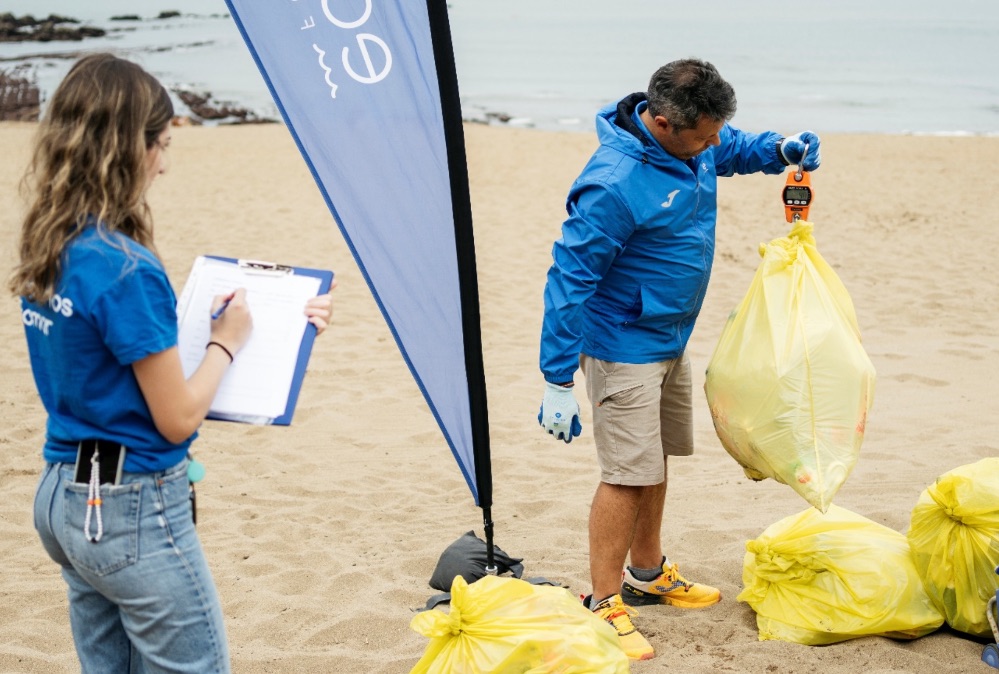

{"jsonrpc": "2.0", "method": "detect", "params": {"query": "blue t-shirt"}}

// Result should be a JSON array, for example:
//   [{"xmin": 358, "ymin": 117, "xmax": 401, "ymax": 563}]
[{"xmin": 21, "ymin": 225, "xmax": 194, "ymax": 472}]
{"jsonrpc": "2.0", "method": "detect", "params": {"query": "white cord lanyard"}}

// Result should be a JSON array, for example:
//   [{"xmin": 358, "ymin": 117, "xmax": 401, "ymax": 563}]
[{"xmin": 84, "ymin": 448, "xmax": 104, "ymax": 543}]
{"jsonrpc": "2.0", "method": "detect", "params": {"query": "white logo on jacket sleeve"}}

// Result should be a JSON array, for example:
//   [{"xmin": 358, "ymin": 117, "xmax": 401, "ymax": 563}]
[{"xmin": 660, "ymin": 189, "xmax": 680, "ymax": 208}]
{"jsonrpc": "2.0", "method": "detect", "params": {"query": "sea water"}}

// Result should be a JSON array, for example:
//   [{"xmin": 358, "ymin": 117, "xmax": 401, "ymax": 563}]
[{"xmin": 1, "ymin": 0, "xmax": 996, "ymax": 135}]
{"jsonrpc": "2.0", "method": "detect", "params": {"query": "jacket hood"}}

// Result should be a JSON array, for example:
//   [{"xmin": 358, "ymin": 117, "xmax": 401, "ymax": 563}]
[{"xmin": 595, "ymin": 92, "xmax": 673, "ymax": 166}]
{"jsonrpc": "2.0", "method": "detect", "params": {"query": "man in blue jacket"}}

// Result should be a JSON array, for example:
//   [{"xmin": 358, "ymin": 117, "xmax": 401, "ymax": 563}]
[{"xmin": 538, "ymin": 58, "xmax": 821, "ymax": 660}]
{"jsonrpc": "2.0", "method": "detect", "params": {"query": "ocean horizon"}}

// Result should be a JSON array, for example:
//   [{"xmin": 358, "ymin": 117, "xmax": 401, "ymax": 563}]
[{"xmin": 1, "ymin": 0, "xmax": 997, "ymax": 135}]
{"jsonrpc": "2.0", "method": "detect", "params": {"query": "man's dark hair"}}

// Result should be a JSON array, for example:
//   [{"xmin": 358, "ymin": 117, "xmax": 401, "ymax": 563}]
[{"xmin": 646, "ymin": 59, "xmax": 737, "ymax": 130}]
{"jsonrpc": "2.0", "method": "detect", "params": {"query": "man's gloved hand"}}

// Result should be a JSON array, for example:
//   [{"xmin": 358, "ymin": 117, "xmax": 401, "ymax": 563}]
[
  {"xmin": 779, "ymin": 131, "xmax": 821, "ymax": 171},
  {"xmin": 538, "ymin": 382, "xmax": 582, "ymax": 443}
]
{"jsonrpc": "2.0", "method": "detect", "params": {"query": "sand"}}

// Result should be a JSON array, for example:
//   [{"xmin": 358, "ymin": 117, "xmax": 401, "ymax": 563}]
[{"xmin": 1, "ymin": 121, "xmax": 997, "ymax": 673}]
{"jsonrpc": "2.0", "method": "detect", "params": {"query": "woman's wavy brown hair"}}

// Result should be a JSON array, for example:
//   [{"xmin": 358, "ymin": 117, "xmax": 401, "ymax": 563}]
[{"xmin": 8, "ymin": 53, "xmax": 174, "ymax": 303}]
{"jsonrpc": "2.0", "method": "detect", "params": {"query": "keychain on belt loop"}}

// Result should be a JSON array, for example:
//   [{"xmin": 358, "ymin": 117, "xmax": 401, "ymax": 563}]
[
  {"xmin": 187, "ymin": 454, "xmax": 206, "ymax": 525},
  {"xmin": 84, "ymin": 448, "xmax": 104, "ymax": 543}
]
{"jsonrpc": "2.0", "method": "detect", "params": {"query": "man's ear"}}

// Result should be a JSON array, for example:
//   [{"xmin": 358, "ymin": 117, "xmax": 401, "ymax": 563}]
[{"xmin": 652, "ymin": 114, "xmax": 672, "ymax": 134}]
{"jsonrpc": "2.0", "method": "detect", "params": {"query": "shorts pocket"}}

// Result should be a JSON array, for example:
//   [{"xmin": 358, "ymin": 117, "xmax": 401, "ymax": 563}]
[
  {"xmin": 598, "ymin": 382, "xmax": 644, "ymax": 407},
  {"xmin": 595, "ymin": 359, "xmax": 646, "ymax": 407},
  {"xmin": 62, "ymin": 481, "xmax": 142, "ymax": 576}
]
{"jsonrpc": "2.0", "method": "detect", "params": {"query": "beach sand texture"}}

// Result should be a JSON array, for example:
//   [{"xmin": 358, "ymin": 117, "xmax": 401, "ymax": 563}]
[{"xmin": 1, "ymin": 121, "xmax": 998, "ymax": 673}]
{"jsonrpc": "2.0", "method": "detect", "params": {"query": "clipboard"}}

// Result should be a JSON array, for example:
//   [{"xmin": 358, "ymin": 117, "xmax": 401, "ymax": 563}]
[{"xmin": 175, "ymin": 255, "xmax": 334, "ymax": 425}]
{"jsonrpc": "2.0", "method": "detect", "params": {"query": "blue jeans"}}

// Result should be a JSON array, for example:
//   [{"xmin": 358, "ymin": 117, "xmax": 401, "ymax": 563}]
[{"xmin": 34, "ymin": 460, "xmax": 230, "ymax": 674}]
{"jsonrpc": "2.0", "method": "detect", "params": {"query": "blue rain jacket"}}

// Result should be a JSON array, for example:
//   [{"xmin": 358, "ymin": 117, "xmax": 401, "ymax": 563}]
[{"xmin": 540, "ymin": 93, "xmax": 787, "ymax": 384}]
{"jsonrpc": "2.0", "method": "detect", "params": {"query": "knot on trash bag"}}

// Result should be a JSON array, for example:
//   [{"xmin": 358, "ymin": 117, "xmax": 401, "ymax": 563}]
[
  {"xmin": 410, "ymin": 603, "xmax": 466, "ymax": 639},
  {"xmin": 758, "ymin": 221, "xmax": 815, "ymax": 266},
  {"xmin": 788, "ymin": 221, "xmax": 815, "ymax": 244},
  {"xmin": 446, "ymin": 605, "xmax": 463, "ymax": 636},
  {"xmin": 746, "ymin": 540, "xmax": 818, "ymax": 584},
  {"xmin": 939, "ymin": 506, "xmax": 976, "ymax": 526}
]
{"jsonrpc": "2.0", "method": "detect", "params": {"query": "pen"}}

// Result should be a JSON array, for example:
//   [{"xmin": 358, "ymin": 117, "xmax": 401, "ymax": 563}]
[{"xmin": 211, "ymin": 296, "xmax": 233, "ymax": 320}]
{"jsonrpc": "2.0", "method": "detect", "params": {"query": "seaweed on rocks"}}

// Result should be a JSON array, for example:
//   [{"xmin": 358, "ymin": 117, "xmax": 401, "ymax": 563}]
[{"xmin": 0, "ymin": 65, "xmax": 40, "ymax": 121}]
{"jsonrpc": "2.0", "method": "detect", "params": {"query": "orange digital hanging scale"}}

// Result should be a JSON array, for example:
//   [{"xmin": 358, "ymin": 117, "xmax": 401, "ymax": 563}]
[{"xmin": 782, "ymin": 143, "xmax": 814, "ymax": 223}]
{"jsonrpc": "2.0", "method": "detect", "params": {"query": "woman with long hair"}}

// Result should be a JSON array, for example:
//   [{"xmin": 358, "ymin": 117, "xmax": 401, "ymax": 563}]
[{"xmin": 10, "ymin": 53, "xmax": 331, "ymax": 672}]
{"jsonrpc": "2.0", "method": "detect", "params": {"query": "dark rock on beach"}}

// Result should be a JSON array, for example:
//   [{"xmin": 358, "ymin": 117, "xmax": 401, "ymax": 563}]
[
  {"xmin": 174, "ymin": 89, "xmax": 276, "ymax": 125},
  {"xmin": 0, "ymin": 66, "xmax": 40, "ymax": 121},
  {"xmin": 0, "ymin": 13, "xmax": 105, "ymax": 42},
  {"xmin": 156, "ymin": 11, "xmax": 182, "ymax": 20},
  {"xmin": 110, "ymin": 15, "xmax": 143, "ymax": 22}
]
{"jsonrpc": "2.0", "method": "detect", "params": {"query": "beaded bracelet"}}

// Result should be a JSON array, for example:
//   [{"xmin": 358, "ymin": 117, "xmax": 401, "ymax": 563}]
[{"xmin": 206, "ymin": 340, "xmax": 234, "ymax": 363}]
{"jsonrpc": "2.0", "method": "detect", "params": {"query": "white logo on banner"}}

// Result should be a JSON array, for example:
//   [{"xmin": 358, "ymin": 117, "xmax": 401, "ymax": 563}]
[{"xmin": 306, "ymin": 0, "xmax": 393, "ymax": 99}]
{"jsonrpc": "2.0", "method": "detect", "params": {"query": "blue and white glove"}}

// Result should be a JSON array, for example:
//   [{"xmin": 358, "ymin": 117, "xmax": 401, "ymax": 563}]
[
  {"xmin": 538, "ymin": 382, "xmax": 582, "ymax": 443},
  {"xmin": 779, "ymin": 131, "xmax": 821, "ymax": 171}
]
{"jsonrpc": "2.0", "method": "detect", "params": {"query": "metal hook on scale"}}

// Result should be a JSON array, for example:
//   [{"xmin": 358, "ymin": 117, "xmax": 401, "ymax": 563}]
[{"xmin": 794, "ymin": 142, "xmax": 809, "ymax": 182}]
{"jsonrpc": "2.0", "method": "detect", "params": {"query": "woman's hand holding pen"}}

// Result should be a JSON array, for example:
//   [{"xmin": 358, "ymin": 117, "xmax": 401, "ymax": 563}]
[
  {"xmin": 304, "ymin": 279, "xmax": 337, "ymax": 335},
  {"xmin": 208, "ymin": 288, "xmax": 253, "ymax": 360}
]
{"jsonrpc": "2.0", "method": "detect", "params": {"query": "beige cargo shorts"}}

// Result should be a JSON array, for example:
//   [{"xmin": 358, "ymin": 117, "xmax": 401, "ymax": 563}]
[{"xmin": 580, "ymin": 352, "xmax": 694, "ymax": 486}]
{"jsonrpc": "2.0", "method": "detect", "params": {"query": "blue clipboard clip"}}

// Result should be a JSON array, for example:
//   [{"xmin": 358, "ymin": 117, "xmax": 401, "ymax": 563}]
[{"xmin": 238, "ymin": 259, "xmax": 294, "ymax": 275}]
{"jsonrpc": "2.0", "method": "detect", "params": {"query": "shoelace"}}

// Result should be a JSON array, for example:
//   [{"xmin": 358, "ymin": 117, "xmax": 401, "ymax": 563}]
[
  {"xmin": 596, "ymin": 602, "xmax": 641, "ymax": 634},
  {"xmin": 664, "ymin": 564, "xmax": 694, "ymax": 590}
]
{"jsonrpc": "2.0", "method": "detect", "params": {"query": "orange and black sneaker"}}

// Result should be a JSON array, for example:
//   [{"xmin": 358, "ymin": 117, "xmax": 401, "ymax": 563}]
[
  {"xmin": 621, "ymin": 560, "xmax": 721, "ymax": 609},
  {"xmin": 584, "ymin": 593, "xmax": 654, "ymax": 660}
]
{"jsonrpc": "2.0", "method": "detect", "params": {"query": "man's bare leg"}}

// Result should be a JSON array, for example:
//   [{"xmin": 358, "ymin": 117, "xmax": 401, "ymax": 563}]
[
  {"xmin": 589, "ymin": 481, "xmax": 647, "ymax": 601},
  {"xmin": 629, "ymin": 460, "xmax": 668, "ymax": 569}
]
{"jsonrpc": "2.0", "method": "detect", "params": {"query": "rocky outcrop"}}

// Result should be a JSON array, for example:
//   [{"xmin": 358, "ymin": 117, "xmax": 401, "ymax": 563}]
[
  {"xmin": 0, "ymin": 13, "xmax": 105, "ymax": 42},
  {"xmin": 174, "ymin": 89, "xmax": 276, "ymax": 125},
  {"xmin": 0, "ymin": 67, "xmax": 40, "ymax": 121}
]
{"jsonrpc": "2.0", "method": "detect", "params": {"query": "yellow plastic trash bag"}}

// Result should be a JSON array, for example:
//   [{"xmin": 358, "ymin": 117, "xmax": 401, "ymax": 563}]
[
  {"xmin": 705, "ymin": 221, "xmax": 876, "ymax": 512},
  {"xmin": 738, "ymin": 504, "xmax": 944, "ymax": 645},
  {"xmin": 409, "ymin": 575, "xmax": 629, "ymax": 674},
  {"xmin": 907, "ymin": 458, "xmax": 999, "ymax": 638}
]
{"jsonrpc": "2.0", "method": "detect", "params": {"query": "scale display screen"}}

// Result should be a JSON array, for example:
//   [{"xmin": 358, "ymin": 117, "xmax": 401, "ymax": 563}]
[{"xmin": 784, "ymin": 186, "xmax": 811, "ymax": 202}]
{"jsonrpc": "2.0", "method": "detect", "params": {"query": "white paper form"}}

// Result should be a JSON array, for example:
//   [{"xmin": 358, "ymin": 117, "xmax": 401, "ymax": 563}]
[{"xmin": 176, "ymin": 256, "xmax": 323, "ymax": 424}]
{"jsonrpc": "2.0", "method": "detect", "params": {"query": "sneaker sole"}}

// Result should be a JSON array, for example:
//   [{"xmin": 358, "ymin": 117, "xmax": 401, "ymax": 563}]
[
  {"xmin": 626, "ymin": 650, "xmax": 655, "ymax": 661},
  {"xmin": 621, "ymin": 585, "xmax": 721, "ymax": 609}
]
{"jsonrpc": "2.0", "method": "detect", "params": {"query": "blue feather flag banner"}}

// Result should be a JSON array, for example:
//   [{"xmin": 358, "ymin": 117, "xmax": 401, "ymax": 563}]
[{"xmin": 224, "ymin": 0, "xmax": 491, "ymax": 507}]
